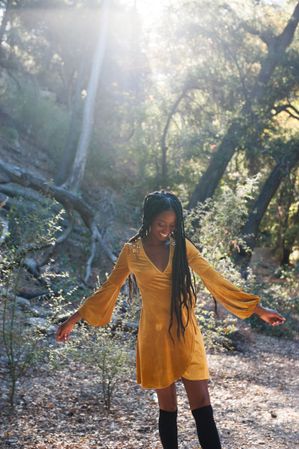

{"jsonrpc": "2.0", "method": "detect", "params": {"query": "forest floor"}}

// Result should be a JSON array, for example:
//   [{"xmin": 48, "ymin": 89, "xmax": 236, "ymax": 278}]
[{"xmin": 0, "ymin": 330, "xmax": 298, "ymax": 449}]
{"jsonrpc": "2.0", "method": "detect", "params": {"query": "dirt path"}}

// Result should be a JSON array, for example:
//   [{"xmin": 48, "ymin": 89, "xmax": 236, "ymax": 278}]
[{"xmin": 1, "ymin": 332, "xmax": 298, "ymax": 449}]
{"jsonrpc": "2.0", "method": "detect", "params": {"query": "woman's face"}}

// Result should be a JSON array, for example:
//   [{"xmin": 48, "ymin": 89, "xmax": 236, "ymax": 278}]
[{"xmin": 149, "ymin": 209, "xmax": 177, "ymax": 242}]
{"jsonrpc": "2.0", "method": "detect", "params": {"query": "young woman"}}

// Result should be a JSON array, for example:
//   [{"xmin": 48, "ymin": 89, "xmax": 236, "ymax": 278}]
[{"xmin": 56, "ymin": 190, "xmax": 286, "ymax": 449}]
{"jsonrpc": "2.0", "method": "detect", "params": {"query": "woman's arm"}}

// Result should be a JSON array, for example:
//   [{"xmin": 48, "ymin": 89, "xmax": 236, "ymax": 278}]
[
  {"xmin": 56, "ymin": 311, "xmax": 81, "ymax": 342},
  {"xmin": 55, "ymin": 242, "xmax": 131, "ymax": 342},
  {"xmin": 252, "ymin": 303, "xmax": 286, "ymax": 326},
  {"xmin": 76, "ymin": 243, "xmax": 130, "ymax": 326},
  {"xmin": 185, "ymin": 238, "xmax": 286, "ymax": 325}
]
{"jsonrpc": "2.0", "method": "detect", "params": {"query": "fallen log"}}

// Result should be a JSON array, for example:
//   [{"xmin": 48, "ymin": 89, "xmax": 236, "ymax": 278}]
[{"xmin": 0, "ymin": 160, "xmax": 115, "ymax": 283}]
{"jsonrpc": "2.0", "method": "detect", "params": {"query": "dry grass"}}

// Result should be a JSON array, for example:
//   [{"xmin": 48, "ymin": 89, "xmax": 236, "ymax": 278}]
[{"xmin": 1, "ymin": 330, "xmax": 298, "ymax": 449}]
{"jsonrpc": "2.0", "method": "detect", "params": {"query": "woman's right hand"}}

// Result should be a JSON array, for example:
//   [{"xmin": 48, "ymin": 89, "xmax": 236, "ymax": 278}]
[{"xmin": 55, "ymin": 311, "xmax": 81, "ymax": 342}]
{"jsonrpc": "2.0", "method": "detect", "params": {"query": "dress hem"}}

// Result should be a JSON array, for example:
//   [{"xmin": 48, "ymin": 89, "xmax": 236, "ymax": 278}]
[{"xmin": 136, "ymin": 374, "xmax": 210, "ymax": 390}]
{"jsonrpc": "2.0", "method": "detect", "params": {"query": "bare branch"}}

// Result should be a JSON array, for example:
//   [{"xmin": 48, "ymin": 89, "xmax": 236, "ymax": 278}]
[
  {"xmin": 285, "ymin": 100, "xmax": 299, "ymax": 117},
  {"xmin": 38, "ymin": 209, "xmax": 75, "ymax": 267},
  {"xmin": 239, "ymin": 22, "xmax": 274, "ymax": 47},
  {"xmin": 85, "ymin": 222, "xmax": 102, "ymax": 284},
  {"xmin": 0, "ymin": 216, "xmax": 9, "ymax": 245},
  {"xmin": 0, "ymin": 192, "xmax": 9, "ymax": 245},
  {"xmin": 285, "ymin": 110, "xmax": 299, "ymax": 120},
  {"xmin": 0, "ymin": 160, "xmax": 116, "ymax": 283},
  {"xmin": 272, "ymin": 102, "xmax": 299, "ymax": 120},
  {"xmin": 160, "ymin": 82, "xmax": 202, "ymax": 181},
  {"xmin": 0, "ymin": 192, "xmax": 8, "ymax": 208}
]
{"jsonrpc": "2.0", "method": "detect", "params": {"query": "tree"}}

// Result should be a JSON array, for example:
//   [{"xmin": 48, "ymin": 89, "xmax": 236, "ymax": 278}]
[
  {"xmin": 234, "ymin": 142, "xmax": 299, "ymax": 275},
  {"xmin": 62, "ymin": 0, "xmax": 111, "ymax": 192},
  {"xmin": 0, "ymin": 159, "xmax": 116, "ymax": 283},
  {"xmin": 188, "ymin": 2, "xmax": 299, "ymax": 208}
]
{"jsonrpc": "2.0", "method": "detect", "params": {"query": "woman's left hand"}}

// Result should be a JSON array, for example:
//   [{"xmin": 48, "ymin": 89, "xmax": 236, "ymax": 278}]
[{"xmin": 253, "ymin": 304, "xmax": 286, "ymax": 326}]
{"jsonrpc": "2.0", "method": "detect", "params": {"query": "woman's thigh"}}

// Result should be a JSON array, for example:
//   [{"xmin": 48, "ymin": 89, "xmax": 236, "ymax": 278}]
[
  {"xmin": 155, "ymin": 383, "xmax": 177, "ymax": 411},
  {"xmin": 181, "ymin": 378, "xmax": 211, "ymax": 410}
]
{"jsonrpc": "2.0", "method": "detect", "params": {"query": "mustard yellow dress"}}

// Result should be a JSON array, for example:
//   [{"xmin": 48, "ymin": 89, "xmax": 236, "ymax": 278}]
[{"xmin": 77, "ymin": 237, "xmax": 260, "ymax": 389}]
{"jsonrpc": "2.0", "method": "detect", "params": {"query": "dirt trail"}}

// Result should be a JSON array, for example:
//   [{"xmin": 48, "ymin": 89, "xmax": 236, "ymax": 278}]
[{"xmin": 1, "ymin": 332, "xmax": 298, "ymax": 449}]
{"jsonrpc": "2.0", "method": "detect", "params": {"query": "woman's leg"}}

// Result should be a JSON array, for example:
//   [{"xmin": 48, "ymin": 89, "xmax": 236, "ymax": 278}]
[
  {"xmin": 181, "ymin": 377, "xmax": 222, "ymax": 449},
  {"xmin": 155, "ymin": 383, "xmax": 178, "ymax": 449},
  {"xmin": 181, "ymin": 378, "xmax": 210, "ymax": 409}
]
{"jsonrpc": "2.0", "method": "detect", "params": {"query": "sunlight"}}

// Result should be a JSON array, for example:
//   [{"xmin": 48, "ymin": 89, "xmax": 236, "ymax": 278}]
[
  {"xmin": 136, "ymin": 0, "xmax": 169, "ymax": 25},
  {"xmin": 135, "ymin": 0, "xmax": 169, "ymax": 28}
]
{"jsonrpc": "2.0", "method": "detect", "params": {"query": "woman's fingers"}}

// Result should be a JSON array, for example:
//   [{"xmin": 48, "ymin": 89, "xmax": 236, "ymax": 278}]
[
  {"xmin": 272, "ymin": 313, "xmax": 286, "ymax": 324},
  {"xmin": 55, "ymin": 323, "xmax": 72, "ymax": 342},
  {"xmin": 55, "ymin": 327, "xmax": 64, "ymax": 341},
  {"xmin": 258, "ymin": 307, "xmax": 286, "ymax": 326},
  {"xmin": 266, "ymin": 312, "xmax": 286, "ymax": 326}
]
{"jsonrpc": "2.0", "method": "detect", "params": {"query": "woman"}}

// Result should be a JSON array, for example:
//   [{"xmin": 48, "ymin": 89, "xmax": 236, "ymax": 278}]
[{"xmin": 56, "ymin": 190, "xmax": 286, "ymax": 449}]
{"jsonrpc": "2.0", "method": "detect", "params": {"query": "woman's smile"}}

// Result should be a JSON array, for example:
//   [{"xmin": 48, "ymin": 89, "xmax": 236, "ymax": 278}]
[{"xmin": 148, "ymin": 210, "xmax": 177, "ymax": 243}]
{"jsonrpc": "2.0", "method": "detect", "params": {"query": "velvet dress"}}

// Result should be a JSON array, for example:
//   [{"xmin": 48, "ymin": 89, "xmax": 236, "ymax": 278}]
[{"xmin": 77, "ymin": 237, "xmax": 260, "ymax": 389}]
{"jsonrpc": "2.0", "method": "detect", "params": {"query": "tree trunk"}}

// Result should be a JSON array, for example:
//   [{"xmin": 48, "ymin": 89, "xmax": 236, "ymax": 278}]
[
  {"xmin": 188, "ymin": 2, "xmax": 299, "ymax": 209},
  {"xmin": 234, "ymin": 148, "xmax": 299, "ymax": 276},
  {"xmin": 160, "ymin": 87, "xmax": 191, "ymax": 186},
  {"xmin": 54, "ymin": 56, "xmax": 87, "ymax": 185},
  {"xmin": 0, "ymin": 0, "xmax": 12, "ymax": 46},
  {"xmin": 64, "ymin": 0, "xmax": 110, "ymax": 193},
  {"xmin": 281, "ymin": 202, "xmax": 299, "ymax": 265},
  {"xmin": 0, "ymin": 160, "xmax": 116, "ymax": 283},
  {"xmin": 188, "ymin": 119, "xmax": 244, "ymax": 207}
]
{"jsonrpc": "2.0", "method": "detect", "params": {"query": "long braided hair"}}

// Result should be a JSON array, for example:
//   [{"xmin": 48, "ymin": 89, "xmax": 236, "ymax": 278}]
[{"xmin": 128, "ymin": 190, "xmax": 196, "ymax": 342}]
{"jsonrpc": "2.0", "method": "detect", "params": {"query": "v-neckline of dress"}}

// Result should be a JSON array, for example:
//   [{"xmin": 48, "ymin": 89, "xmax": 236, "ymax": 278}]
[{"xmin": 140, "ymin": 237, "xmax": 173, "ymax": 274}]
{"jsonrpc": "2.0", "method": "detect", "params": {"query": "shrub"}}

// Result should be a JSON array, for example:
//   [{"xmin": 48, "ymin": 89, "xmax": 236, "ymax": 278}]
[
  {"xmin": 183, "ymin": 178, "xmax": 297, "ymax": 345},
  {"xmin": 49, "ymin": 293, "xmax": 137, "ymax": 414},
  {"xmin": 248, "ymin": 267, "xmax": 299, "ymax": 339},
  {"xmin": 0, "ymin": 200, "xmax": 72, "ymax": 407},
  {"xmin": 2, "ymin": 79, "xmax": 69, "ymax": 163}
]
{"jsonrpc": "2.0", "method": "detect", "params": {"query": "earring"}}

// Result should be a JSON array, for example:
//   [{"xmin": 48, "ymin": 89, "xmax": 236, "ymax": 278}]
[{"xmin": 170, "ymin": 230, "xmax": 176, "ymax": 245}]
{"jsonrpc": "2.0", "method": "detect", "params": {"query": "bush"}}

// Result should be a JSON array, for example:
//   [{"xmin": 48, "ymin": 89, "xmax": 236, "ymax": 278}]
[
  {"xmin": 183, "ymin": 178, "xmax": 297, "ymax": 344},
  {"xmin": 248, "ymin": 267, "xmax": 299, "ymax": 339},
  {"xmin": 0, "ymin": 200, "xmax": 72, "ymax": 408},
  {"xmin": 2, "ymin": 79, "xmax": 70, "ymax": 163},
  {"xmin": 49, "ymin": 293, "xmax": 137, "ymax": 413}
]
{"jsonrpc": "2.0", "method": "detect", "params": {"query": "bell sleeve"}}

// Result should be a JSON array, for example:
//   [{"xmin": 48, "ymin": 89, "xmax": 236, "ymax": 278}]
[
  {"xmin": 77, "ymin": 243, "xmax": 131, "ymax": 326},
  {"xmin": 185, "ymin": 238, "xmax": 260, "ymax": 319}
]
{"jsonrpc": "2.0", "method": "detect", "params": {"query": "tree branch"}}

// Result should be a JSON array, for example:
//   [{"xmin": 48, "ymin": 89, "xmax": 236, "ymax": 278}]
[
  {"xmin": 38, "ymin": 209, "xmax": 75, "ymax": 267},
  {"xmin": 272, "ymin": 101, "xmax": 299, "ymax": 120},
  {"xmin": 160, "ymin": 82, "xmax": 202, "ymax": 182},
  {"xmin": 0, "ymin": 160, "xmax": 116, "ymax": 283},
  {"xmin": 239, "ymin": 22, "xmax": 275, "ymax": 47},
  {"xmin": 0, "ymin": 192, "xmax": 9, "ymax": 245}
]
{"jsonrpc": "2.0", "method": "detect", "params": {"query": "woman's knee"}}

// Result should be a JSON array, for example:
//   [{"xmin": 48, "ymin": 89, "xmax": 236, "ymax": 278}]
[
  {"xmin": 155, "ymin": 383, "xmax": 177, "ymax": 411},
  {"xmin": 181, "ymin": 378, "xmax": 211, "ymax": 409}
]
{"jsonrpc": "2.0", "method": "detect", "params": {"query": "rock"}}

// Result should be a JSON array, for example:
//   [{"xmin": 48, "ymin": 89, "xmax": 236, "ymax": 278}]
[
  {"xmin": 30, "ymin": 305, "xmax": 51, "ymax": 317},
  {"xmin": 29, "ymin": 306, "xmax": 42, "ymax": 317},
  {"xmin": 46, "ymin": 325, "xmax": 57, "ymax": 334},
  {"xmin": 16, "ymin": 288, "xmax": 48, "ymax": 299},
  {"xmin": 226, "ymin": 329, "xmax": 251, "ymax": 352},
  {"xmin": 15, "ymin": 298, "xmax": 50, "ymax": 318},
  {"xmin": 15, "ymin": 296, "xmax": 31, "ymax": 309},
  {"xmin": 25, "ymin": 317, "xmax": 49, "ymax": 331},
  {"xmin": 26, "ymin": 318, "xmax": 56, "ymax": 334},
  {"xmin": 24, "ymin": 256, "xmax": 40, "ymax": 276}
]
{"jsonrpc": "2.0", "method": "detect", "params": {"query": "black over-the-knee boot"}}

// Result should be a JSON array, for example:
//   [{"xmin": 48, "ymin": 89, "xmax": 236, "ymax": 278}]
[
  {"xmin": 191, "ymin": 404, "xmax": 222, "ymax": 449},
  {"xmin": 158, "ymin": 408, "xmax": 178, "ymax": 449}
]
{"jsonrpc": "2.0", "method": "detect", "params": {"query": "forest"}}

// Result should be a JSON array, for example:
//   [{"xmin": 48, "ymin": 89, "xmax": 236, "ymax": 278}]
[{"xmin": 0, "ymin": 1, "xmax": 298, "ymax": 448}]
